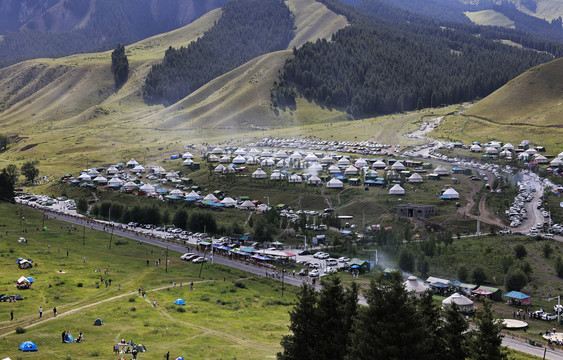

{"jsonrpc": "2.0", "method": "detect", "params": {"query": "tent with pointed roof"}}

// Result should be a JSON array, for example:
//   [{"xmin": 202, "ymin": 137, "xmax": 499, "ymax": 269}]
[
  {"xmin": 442, "ymin": 188, "xmax": 459, "ymax": 199},
  {"xmin": 308, "ymin": 163, "xmax": 322, "ymax": 173},
  {"xmin": 261, "ymin": 149, "xmax": 273, "ymax": 157},
  {"xmin": 127, "ymin": 159, "xmax": 139, "ymax": 168},
  {"xmin": 391, "ymin": 162, "xmax": 405, "ymax": 171},
  {"xmin": 182, "ymin": 152, "xmax": 194, "ymax": 159},
  {"xmin": 211, "ymin": 147, "xmax": 224, "ymax": 154},
  {"xmin": 106, "ymin": 165, "xmax": 118, "ymax": 175},
  {"xmin": 214, "ymin": 164, "xmax": 225, "ymax": 173},
  {"xmin": 500, "ymin": 149, "xmax": 512, "ymax": 158},
  {"xmin": 169, "ymin": 189, "xmax": 184, "ymax": 197},
  {"xmin": 246, "ymin": 156, "xmax": 259, "ymax": 165},
  {"xmin": 203, "ymin": 194, "xmax": 217, "ymax": 202},
  {"xmin": 165, "ymin": 171, "xmax": 179, "ymax": 180},
  {"xmin": 19, "ymin": 341, "xmax": 37, "ymax": 352},
  {"xmin": 270, "ymin": 171, "xmax": 285, "ymax": 181},
  {"xmin": 261, "ymin": 158, "xmax": 275, "ymax": 167},
  {"xmin": 288, "ymin": 174, "xmax": 303, "ymax": 183},
  {"xmin": 502, "ymin": 143, "xmax": 514, "ymax": 150},
  {"xmin": 93, "ymin": 318, "xmax": 104, "ymax": 326},
  {"xmin": 290, "ymin": 152, "xmax": 302, "ymax": 160},
  {"xmin": 139, "ymin": 183, "xmax": 155, "ymax": 194},
  {"xmin": 525, "ymin": 148, "xmax": 537, "ymax": 155},
  {"xmin": 221, "ymin": 197, "xmax": 237, "ymax": 207},
  {"xmin": 207, "ymin": 154, "xmax": 219, "ymax": 162},
  {"xmin": 234, "ymin": 148, "xmax": 246, "ymax": 155},
  {"xmin": 344, "ymin": 166, "xmax": 359, "ymax": 175},
  {"xmin": 87, "ymin": 168, "xmax": 100, "ymax": 177},
  {"xmin": 355, "ymin": 158, "xmax": 368, "ymax": 167},
  {"xmin": 408, "ymin": 173, "xmax": 423, "ymax": 183},
  {"xmin": 337, "ymin": 157, "xmax": 351, "ymax": 166},
  {"xmin": 489, "ymin": 141, "xmax": 501, "ymax": 148},
  {"xmin": 78, "ymin": 173, "xmax": 92, "ymax": 182},
  {"xmin": 534, "ymin": 154, "xmax": 548, "ymax": 164},
  {"xmin": 277, "ymin": 159, "xmax": 289, "ymax": 168},
  {"xmin": 372, "ymin": 160, "xmax": 386, "ymax": 169},
  {"xmin": 321, "ymin": 155, "xmax": 334, "ymax": 164},
  {"xmin": 327, "ymin": 178, "xmax": 343, "ymax": 188},
  {"xmin": 186, "ymin": 190, "xmax": 200, "ymax": 199},
  {"xmin": 442, "ymin": 293, "xmax": 474, "ymax": 313},
  {"xmin": 252, "ymin": 168, "xmax": 267, "ymax": 179},
  {"xmin": 307, "ymin": 175, "xmax": 322, "ymax": 185},
  {"xmin": 304, "ymin": 153, "xmax": 317, "ymax": 162},
  {"xmin": 434, "ymin": 165, "xmax": 448, "ymax": 175},
  {"xmin": 108, "ymin": 177, "xmax": 124, "ymax": 187},
  {"xmin": 123, "ymin": 181, "xmax": 138, "ymax": 189},
  {"xmin": 131, "ymin": 165, "xmax": 145, "ymax": 173},
  {"xmin": 328, "ymin": 165, "xmax": 340, "ymax": 174},
  {"xmin": 389, "ymin": 184, "xmax": 405, "ymax": 195},
  {"xmin": 504, "ymin": 290, "xmax": 531, "ymax": 304},
  {"xmin": 249, "ymin": 148, "xmax": 260, "ymax": 157},
  {"xmin": 470, "ymin": 144, "xmax": 482, "ymax": 152},
  {"xmin": 239, "ymin": 200, "xmax": 256, "ymax": 210},
  {"xmin": 551, "ymin": 158, "xmax": 563, "ymax": 167},
  {"xmin": 233, "ymin": 155, "xmax": 246, "ymax": 164},
  {"xmin": 93, "ymin": 176, "xmax": 108, "ymax": 185},
  {"xmin": 220, "ymin": 155, "xmax": 231, "ymax": 163},
  {"xmin": 403, "ymin": 276, "xmax": 427, "ymax": 298},
  {"xmin": 275, "ymin": 150, "xmax": 288, "ymax": 158}
]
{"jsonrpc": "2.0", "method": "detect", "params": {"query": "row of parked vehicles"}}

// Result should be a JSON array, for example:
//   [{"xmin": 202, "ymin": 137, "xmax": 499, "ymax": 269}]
[{"xmin": 180, "ymin": 253, "xmax": 207, "ymax": 263}]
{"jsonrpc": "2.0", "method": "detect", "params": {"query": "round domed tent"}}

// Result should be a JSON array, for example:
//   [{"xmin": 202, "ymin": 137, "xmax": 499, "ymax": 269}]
[
  {"xmin": 372, "ymin": 160, "xmax": 386, "ymax": 169},
  {"xmin": 207, "ymin": 154, "xmax": 219, "ymax": 162},
  {"xmin": 248, "ymin": 148, "xmax": 260, "ymax": 157},
  {"xmin": 327, "ymin": 178, "xmax": 343, "ymax": 189},
  {"xmin": 136, "ymin": 344, "xmax": 147, "ymax": 352},
  {"xmin": 214, "ymin": 164, "xmax": 226, "ymax": 174},
  {"xmin": 328, "ymin": 165, "xmax": 340, "ymax": 174},
  {"xmin": 550, "ymin": 158, "xmax": 563, "ymax": 167},
  {"xmin": 203, "ymin": 194, "xmax": 218, "ymax": 202},
  {"xmin": 221, "ymin": 197, "xmax": 237, "ymax": 207},
  {"xmin": 307, "ymin": 175, "xmax": 322, "ymax": 185},
  {"xmin": 403, "ymin": 276, "xmax": 427, "ymax": 298},
  {"xmin": 261, "ymin": 158, "xmax": 275, "ymax": 167},
  {"xmin": 308, "ymin": 163, "xmax": 322, "ymax": 173},
  {"xmin": 321, "ymin": 155, "xmax": 334, "ymax": 164},
  {"xmin": 442, "ymin": 293, "xmax": 474, "ymax": 313},
  {"xmin": 220, "ymin": 155, "xmax": 231, "ymax": 164},
  {"xmin": 275, "ymin": 150, "xmax": 288, "ymax": 159},
  {"xmin": 233, "ymin": 155, "xmax": 246, "ymax": 164},
  {"xmin": 408, "ymin": 173, "xmax": 423, "ymax": 183},
  {"xmin": 239, "ymin": 200, "xmax": 256, "ymax": 210},
  {"xmin": 234, "ymin": 148, "xmax": 246, "ymax": 156},
  {"xmin": 388, "ymin": 184, "xmax": 405, "ymax": 195},
  {"xmin": 270, "ymin": 171, "xmax": 285, "ymax": 181},
  {"xmin": 485, "ymin": 147, "xmax": 498, "ymax": 155},
  {"xmin": 502, "ymin": 143, "xmax": 514, "ymax": 151},
  {"xmin": 304, "ymin": 153, "xmax": 317, "ymax": 162},
  {"xmin": 391, "ymin": 162, "xmax": 405, "ymax": 171},
  {"xmin": 252, "ymin": 168, "xmax": 267, "ymax": 179},
  {"xmin": 337, "ymin": 157, "xmax": 351, "ymax": 166},
  {"xmin": 211, "ymin": 147, "xmax": 224, "ymax": 154},
  {"xmin": 261, "ymin": 149, "xmax": 273, "ymax": 157},
  {"xmin": 93, "ymin": 318, "xmax": 104, "ymax": 326},
  {"xmin": 246, "ymin": 156, "xmax": 259, "ymax": 165},
  {"xmin": 525, "ymin": 148, "xmax": 537, "ymax": 155},
  {"xmin": 290, "ymin": 152, "xmax": 302, "ymax": 161},
  {"xmin": 182, "ymin": 152, "xmax": 194, "ymax": 159},
  {"xmin": 174, "ymin": 298, "xmax": 186, "ymax": 305},
  {"xmin": 441, "ymin": 188, "xmax": 459, "ymax": 199},
  {"xmin": 434, "ymin": 165, "xmax": 448, "ymax": 175},
  {"xmin": 344, "ymin": 166, "xmax": 359, "ymax": 175},
  {"xmin": 470, "ymin": 144, "xmax": 482, "ymax": 152},
  {"xmin": 288, "ymin": 174, "xmax": 303, "ymax": 183},
  {"xmin": 19, "ymin": 341, "xmax": 38, "ymax": 352},
  {"xmin": 355, "ymin": 158, "xmax": 368, "ymax": 168}
]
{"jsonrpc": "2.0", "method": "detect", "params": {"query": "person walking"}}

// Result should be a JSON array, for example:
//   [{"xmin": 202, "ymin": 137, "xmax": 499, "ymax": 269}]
[
  {"xmin": 10, "ymin": 310, "xmax": 13, "ymax": 321},
  {"xmin": 53, "ymin": 306, "xmax": 57, "ymax": 317},
  {"xmin": 39, "ymin": 307, "xmax": 43, "ymax": 318},
  {"xmin": 190, "ymin": 282, "xmax": 193, "ymax": 291},
  {"xmin": 66, "ymin": 250, "xmax": 69, "ymax": 257},
  {"xmin": 166, "ymin": 351, "xmax": 170, "ymax": 360}
]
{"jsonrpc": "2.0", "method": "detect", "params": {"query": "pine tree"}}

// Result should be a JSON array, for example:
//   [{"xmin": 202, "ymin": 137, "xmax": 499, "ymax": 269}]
[
  {"xmin": 0, "ymin": 168, "xmax": 15, "ymax": 203},
  {"xmin": 315, "ymin": 276, "xmax": 348, "ymax": 360},
  {"xmin": 469, "ymin": 300, "xmax": 507, "ymax": 360},
  {"xmin": 442, "ymin": 302, "xmax": 470, "ymax": 360},
  {"xmin": 278, "ymin": 284, "xmax": 319, "ymax": 360},
  {"xmin": 418, "ymin": 291, "xmax": 446, "ymax": 359},
  {"xmin": 111, "ymin": 44, "xmax": 129, "ymax": 89}
]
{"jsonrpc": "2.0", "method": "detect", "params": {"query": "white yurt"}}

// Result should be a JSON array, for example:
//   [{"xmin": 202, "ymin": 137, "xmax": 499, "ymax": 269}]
[
  {"xmin": 78, "ymin": 173, "xmax": 91, "ymax": 182},
  {"xmin": 261, "ymin": 158, "xmax": 275, "ymax": 167},
  {"xmin": 214, "ymin": 164, "xmax": 225, "ymax": 173},
  {"xmin": 221, "ymin": 197, "xmax": 237, "ymax": 207},
  {"xmin": 485, "ymin": 147, "xmax": 498, "ymax": 155},
  {"xmin": 442, "ymin": 293, "xmax": 474, "ymax": 313},
  {"xmin": 186, "ymin": 191, "xmax": 200, "ymax": 199},
  {"xmin": 211, "ymin": 147, "xmax": 224, "ymax": 154},
  {"xmin": 307, "ymin": 175, "xmax": 322, "ymax": 185},
  {"xmin": 290, "ymin": 152, "xmax": 302, "ymax": 161},
  {"xmin": 304, "ymin": 153, "xmax": 318, "ymax": 162},
  {"xmin": 489, "ymin": 141, "xmax": 502, "ymax": 149},
  {"xmin": 108, "ymin": 177, "xmax": 124, "ymax": 186},
  {"xmin": 403, "ymin": 276, "xmax": 428, "ymax": 298},
  {"xmin": 233, "ymin": 155, "xmax": 246, "ymax": 164},
  {"xmin": 525, "ymin": 148, "xmax": 537, "ymax": 155},
  {"xmin": 208, "ymin": 154, "xmax": 219, "ymax": 162},
  {"xmin": 391, "ymin": 162, "xmax": 405, "ymax": 171},
  {"xmin": 470, "ymin": 144, "xmax": 482, "ymax": 152},
  {"xmin": 408, "ymin": 173, "xmax": 423, "ymax": 183},
  {"xmin": 239, "ymin": 200, "xmax": 256, "ymax": 210},
  {"xmin": 270, "ymin": 171, "xmax": 285, "ymax": 181},
  {"xmin": 550, "ymin": 158, "xmax": 563, "ymax": 167},
  {"xmin": 442, "ymin": 188, "xmax": 459, "ymax": 199},
  {"xmin": 344, "ymin": 166, "xmax": 359, "ymax": 175},
  {"xmin": 252, "ymin": 168, "xmax": 267, "ymax": 179},
  {"xmin": 389, "ymin": 184, "xmax": 405, "ymax": 195},
  {"xmin": 327, "ymin": 178, "xmax": 344, "ymax": 189},
  {"xmin": 260, "ymin": 149, "xmax": 273, "ymax": 157},
  {"xmin": 308, "ymin": 163, "xmax": 322, "ymax": 173},
  {"xmin": 182, "ymin": 152, "xmax": 194, "ymax": 159},
  {"xmin": 275, "ymin": 150, "xmax": 288, "ymax": 159},
  {"xmin": 234, "ymin": 148, "xmax": 246, "ymax": 156},
  {"xmin": 127, "ymin": 159, "xmax": 139, "ymax": 168},
  {"xmin": 106, "ymin": 165, "xmax": 118, "ymax": 175},
  {"xmin": 131, "ymin": 165, "xmax": 145, "ymax": 173},
  {"xmin": 558, "ymin": 151, "xmax": 563, "ymax": 159},
  {"xmin": 123, "ymin": 181, "xmax": 138, "ymax": 189},
  {"xmin": 534, "ymin": 154, "xmax": 548, "ymax": 164},
  {"xmin": 220, "ymin": 155, "xmax": 231, "ymax": 164},
  {"xmin": 288, "ymin": 174, "xmax": 303, "ymax": 183},
  {"xmin": 277, "ymin": 159, "xmax": 289, "ymax": 168},
  {"xmin": 355, "ymin": 158, "xmax": 368, "ymax": 168},
  {"xmin": 139, "ymin": 183, "xmax": 155, "ymax": 194},
  {"xmin": 152, "ymin": 166, "xmax": 166, "ymax": 175},
  {"xmin": 169, "ymin": 189, "xmax": 184, "ymax": 197},
  {"xmin": 183, "ymin": 159, "xmax": 193, "ymax": 166},
  {"xmin": 203, "ymin": 193, "xmax": 218, "ymax": 202},
  {"xmin": 328, "ymin": 165, "xmax": 340, "ymax": 174},
  {"xmin": 248, "ymin": 148, "xmax": 260, "ymax": 157},
  {"xmin": 337, "ymin": 157, "xmax": 351, "ymax": 166},
  {"xmin": 518, "ymin": 152, "xmax": 529, "ymax": 161},
  {"xmin": 372, "ymin": 160, "xmax": 386, "ymax": 169},
  {"xmin": 93, "ymin": 176, "xmax": 108, "ymax": 185},
  {"xmin": 88, "ymin": 168, "xmax": 100, "ymax": 177},
  {"xmin": 225, "ymin": 165, "xmax": 236, "ymax": 173},
  {"xmin": 499, "ymin": 149, "xmax": 512, "ymax": 158},
  {"xmin": 321, "ymin": 155, "xmax": 334, "ymax": 164},
  {"xmin": 434, "ymin": 165, "xmax": 448, "ymax": 175},
  {"xmin": 501, "ymin": 143, "xmax": 514, "ymax": 151},
  {"xmin": 246, "ymin": 157, "xmax": 259, "ymax": 165},
  {"xmin": 165, "ymin": 171, "xmax": 179, "ymax": 181}
]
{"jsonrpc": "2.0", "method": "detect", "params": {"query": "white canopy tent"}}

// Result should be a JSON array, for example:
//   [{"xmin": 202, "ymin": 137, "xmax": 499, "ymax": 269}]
[
  {"xmin": 261, "ymin": 158, "xmax": 275, "ymax": 167},
  {"xmin": 275, "ymin": 150, "xmax": 288, "ymax": 159},
  {"xmin": 470, "ymin": 144, "xmax": 482, "ymax": 152},
  {"xmin": 288, "ymin": 174, "xmax": 303, "ymax": 183},
  {"xmin": 214, "ymin": 164, "xmax": 226, "ymax": 173},
  {"xmin": 127, "ymin": 159, "xmax": 139, "ymax": 168},
  {"xmin": 139, "ymin": 183, "xmax": 155, "ymax": 194},
  {"xmin": 328, "ymin": 165, "xmax": 340, "ymax": 174},
  {"xmin": 169, "ymin": 189, "xmax": 184, "ymax": 197},
  {"xmin": 203, "ymin": 194, "xmax": 218, "ymax": 202},
  {"xmin": 248, "ymin": 148, "xmax": 260, "ymax": 157},
  {"xmin": 221, "ymin": 197, "xmax": 237, "ymax": 207},
  {"xmin": 233, "ymin": 155, "xmax": 246, "ymax": 164},
  {"xmin": 442, "ymin": 188, "xmax": 459, "ymax": 199},
  {"xmin": 344, "ymin": 166, "xmax": 359, "ymax": 175},
  {"xmin": 220, "ymin": 155, "xmax": 231, "ymax": 164},
  {"xmin": 270, "ymin": 171, "xmax": 285, "ymax": 181},
  {"xmin": 355, "ymin": 158, "xmax": 368, "ymax": 168},
  {"xmin": 186, "ymin": 191, "xmax": 200, "ymax": 199},
  {"xmin": 304, "ymin": 153, "xmax": 318, "ymax": 162},
  {"xmin": 234, "ymin": 148, "xmax": 246, "ymax": 156},
  {"xmin": 337, "ymin": 157, "xmax": 351, "ymax": 166},
  {"xmin": 239, "ymin": 200, "xmax": 256, "ymax": 210},
  {"xmin": 211, "ymin": 147, "xmax": 224, "ymax": 154},
  {"xmin": 372, "ymin": 160, "xmax": 386, "ymax": 169},
  {"xmin": 321, "ymin": 155, "xmax": 334, "ymax": 164},
  {"xmin": 389, "ymin": 184, "xmax": 405, "ymax": 195},
  {"xmin": 307, "ymin": 175, "xmax": 322, "ymax": 185},
  {"xmin": 208, "ymin": 154, "xmax": 219, "ymax": 162},
  {"xmin": 106, "ymin": 165, "xmax": 118, "ymax": 175},
  {"xmin": 391, "ymin": 162, "xmax": 405, "ymax": 171},
  {"xmin": 182, "ymin": 152, "xmax": 194, "ymax": 159},
  {"xmin": 403, "ymin": 276, "xmax": 428, "ymax": 298},
  {"xmin": 434, "ymin": 165, "xmax": 448, "ymax": 175},
  {"xmin": 108, "ymin": 177, "xmax": 124, "ymax": 186}
]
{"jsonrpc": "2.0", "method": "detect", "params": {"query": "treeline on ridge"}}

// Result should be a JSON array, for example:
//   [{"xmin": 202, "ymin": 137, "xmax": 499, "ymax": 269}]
[
  {"xmin": 142, "ymin": 0, "xmax": 295, "ymax": 106},
  {"xmin": 271, "ymin": 0, "xmax": 558, "ymax": 117}
]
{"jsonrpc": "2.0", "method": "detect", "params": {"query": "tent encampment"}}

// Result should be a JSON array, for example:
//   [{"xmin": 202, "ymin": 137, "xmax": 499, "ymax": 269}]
[
  {"xmin": 174, "ymin": 298, "xmax": 186, "ymax": 306},
  {"xmin": 93, "ymin": 318, "xmax": 104, "ymax": 326}
]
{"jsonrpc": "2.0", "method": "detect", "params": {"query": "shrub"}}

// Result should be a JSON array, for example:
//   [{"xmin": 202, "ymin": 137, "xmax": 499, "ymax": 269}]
[
  {"xmin": 200, "ymin": 295, "xmax": 210, "ymax": 302},
  {"xmin": 556, "ymin": 256, "xmax": 563, "ymax": 278},
  {"xmin": 505, "ymin": 269, "xmax": 528, "ymax": 292},
  {"xmin": 130, "ymin": 307, "xmax": 136, "ymax": 312},
  {"xmin": 15, "ymin": 327, "xmax": 26, "ymax": 334},
  {"xmin": 9, "ymin": 248, "xmax": 14, "ymax": 253},
  {"xmin": 128, "ymin": 297, "xmax": 136, "ymax": 302},
  {"xmin": 89, "ymin": 351, "xmax": 100, "ymax": 357},
  {"xmin": 472, "ymin": 267, "xmax": 487, "ymax": 285},
  {"xmin": 234, "ymin": 281, "xmax": 247, "ymax": 289},
  {"xmin": 177, "ymin": 307, "xmax": 186, "ymax": 313},
  {"xmin": 543, "ymin": 243, "xmax": 553, "ymax": 258},
  {"xmin": 114, "ymin": 240, "xmax": 128, "ymax": 246},
  {"xmin": 77, "ymin": 283, "xmax": 83, "ymax": 288},
  {"xmin": 514, "ymin": 244, "xmax": 527, "ymax": 259},
  {"xmin": 457, "ymin": 265, "xmax": 468, "ymax": 282}
]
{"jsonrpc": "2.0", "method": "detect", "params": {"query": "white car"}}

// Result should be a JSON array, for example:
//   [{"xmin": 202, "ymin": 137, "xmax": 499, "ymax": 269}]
[
  {"xmin": 192, "ymin": 257, "xmax": 207, "ymax": 264},
  {"xmin": 318, "ymin": 253, "xmax": 330, "ymax": 260},
  {"xmin": 325, "ymin": 267, "xmax": 337, "ymax": 275},
  {"xmin": 326, "ymin": 259, "xmax": 338, "ymax": 266},
  {"xmin": 554, "ymin": 305, "xmax": 563, "ymax": 314},
  {"xmin": 313, "ymin": 252, "xmax": 324, "ymax": 258},
  {"xmin": 338, "ymin": 257, "xmax": 350, "ymax": 263},
  {"xmin": 308, "ymin": 269, "xmax": 320, "ymax": 278},
  {"xmin": 180, "ymin": 253, "xmax": 195, "ymax": 260}
]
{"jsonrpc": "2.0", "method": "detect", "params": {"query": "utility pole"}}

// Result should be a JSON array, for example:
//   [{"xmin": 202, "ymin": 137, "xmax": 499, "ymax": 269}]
[
  {"xmin": 281, "ymin": 270, "xmax": 285, "ymax": 298},
  {"xmin": 109, "ymin": 224, "xmax": 114, "ymax": 249},
  {"xmin": 82, "ymin": 224, "xmax": 85, "ymax": 246},
  {"xmin": 548, "ymin": 295, "xmax": 561, "ymax": 323},
  {"xmin": 165, "ymin": 246, "xmax": 168, "ymax": 273}
]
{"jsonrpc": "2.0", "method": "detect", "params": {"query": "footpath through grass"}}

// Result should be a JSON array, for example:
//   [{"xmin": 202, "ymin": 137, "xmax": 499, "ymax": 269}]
[{"xmin": 0, "ymin": 203, "xmax": 296, "ymax": 359}]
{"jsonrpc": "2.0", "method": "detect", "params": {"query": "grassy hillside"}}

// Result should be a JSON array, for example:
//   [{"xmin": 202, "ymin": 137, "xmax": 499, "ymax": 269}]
[
  {"xmin": 430, "ymin": 58, "xmax": 563, "ymax": 150},
  {"xmin": 0, "ymin": 0, "xmax": 348, "ymax": 175},
  {"xmin": 464, "ymin": 10, "xmax": 515, "ymax": 28}
]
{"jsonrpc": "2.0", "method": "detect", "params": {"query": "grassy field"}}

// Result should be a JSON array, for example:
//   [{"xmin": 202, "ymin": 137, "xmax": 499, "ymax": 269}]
[
  {"xmin": 464, "ymin": 10, "xmax": 515, "ymax": 28},
  {"xmin": 0, "ymin": 202, "xmax": 297, "ymax": 359}
]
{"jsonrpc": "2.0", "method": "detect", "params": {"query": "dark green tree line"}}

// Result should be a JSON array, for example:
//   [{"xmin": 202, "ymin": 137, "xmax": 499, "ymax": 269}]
[{"xmin": 111, "ymin": 44, "xmax": 129, "ymax": 89}]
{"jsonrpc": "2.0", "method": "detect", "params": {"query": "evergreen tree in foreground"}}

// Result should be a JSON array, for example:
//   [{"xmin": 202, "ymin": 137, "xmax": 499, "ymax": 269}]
[{"xmin": 111, "ymin": 44, "xmax": 129, "ymax": 89}]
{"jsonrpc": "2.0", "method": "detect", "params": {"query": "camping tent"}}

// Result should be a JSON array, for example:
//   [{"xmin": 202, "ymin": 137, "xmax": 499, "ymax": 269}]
[
  {"xmin": 470, "ymin": 144, "xmax": 482, "ymax": 152},
  {"xmin": 389, "ymin": 184, "xmax": 405, "ymax": 195},
  {"xmin": 403, "ymin": 276, "xmax": 427, "ymax": 298},
  {"xmin": 307, "ymin": 175, "xmax": 322, "ymax": 185},
  {"xmin": 211, "ymin": 147, "xmax": 224, "ymax": 154},
  {"xmin": 303, "ymin": 153, "xmax": 317, "ymax": 162},
  {"xmin": 139, "ymin": 183, "xmax": 155, "ymax": 194},
  {"xmin": 337, "ymin": 157, "xmax": 351, "ymax": 166},
  {"xmin": 182, "ymin": 152, "xmax": 194, "ymax": 159},
  {"xmin": 248, "ymin": 148, "xmax": 260, "ymax": 157},
  {"xmin": 321, "ymin": 155, "xmax": 334, "ymax": 164},
  {"xmin": 136, "ymin": 344, "xmax": 147, "ymax": 352},
  {"xmin": 372, "ymin": 160, "xmax": 386, "ymax": 169},
  {"xmin": 355, "ymin": 158, "xmax": 368, "ymax": 167},
  {"xmin": 434, "ymin": 165, "xmax": 448, "ymax": 175},
  {"xmin": 239, "ymin": 200, "xmax": 256, "ymax": 210},
  {"xmin": 208, "ymin": 154, "xmax": 219, "ymax": 162},
  {"xmin": 234, "ymin": 148, "xmax": 246, "ymax": 156},
  {"xmin": 252, "ymin": 168, "xmax": 267, "ymax": 179},
  {"xmin": 408, "ymin": 173, "xmax": 423, "ymax": 183},
  {"xmin": 18, "ymin": 341, "xmax": 37, "ymax": 352},
  {"xmin": 94, "ymin": 318, "xmax": 104, "ymax": 326},
  {"xmin": 502, "ymin": 143, "xmax": 514, "ymax": 151},
  {"xmin": 220, "ymin": 197, "xmax": 237, "ymax": 207},
  {"xmin": 308, "ymin": 163, "xmax": 322, "ymax": 173},
  {"xmin": 442, "ymin": 293, "xmax": 474, "ymax": 313},
  {"xmin": 174, "ymin": 298, "xmax": 186, "ymax": 305},
  {"xmin": 504, "ymin": 290, "xmax": 531, "ymax": 305},
  {"xmin": 233, "ymin": 155, "xmax": 246, "ymax": 164},
  {"xmin": 327, "ymin": 178, "xmax": 343, "ymax": 189},
  {"xmin": 288, "ymin": 174, "xmax": 303, "ymax": 183},
  {"xmin": 220, "ymin": 155, "xmax": 231, "ymax": 163},
  {"xmin": 186, "ymin": 191, "xmax": 200, "ymax": 199},
  {"xmin": 344, "ymin": 166, "xmax": 359, "ymax": 175},
  {"xmin": 328, "ymin": 165, "xmax": 340, "ymax": 174},
  {"xmin": 261, "ymin": 158, "xmax": 275, "ymax": 167},
  {"xmin": 275, "ymin": 150, "xmax": 288, "ymax": 159},
  {"xmin": 391, "ymin": 162, "xmax": 405, "ymax": 171},
  {"xmin": 203, "ymin": 194, "xmax": 218, "ymax": 202},
  {"xmin": 442, "ymin": 188, "xmax": 459, "ymax": 199},
  {"xmin": 214, "ymin": 164, "xmax": 225, "ymax": 173}
]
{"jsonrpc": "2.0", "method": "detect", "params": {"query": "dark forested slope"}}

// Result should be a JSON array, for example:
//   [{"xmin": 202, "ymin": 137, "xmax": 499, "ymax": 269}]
[
  {"xmin": 0, "ymin": 0, "xmax": 229, "ymax": 68},
  {"xmin": 142, "ymin": 0, "xmax": 295, "ymax": 106},
  {"xmin": 271, "ymin": 0, "xmax": 559, "ymax": 117}
]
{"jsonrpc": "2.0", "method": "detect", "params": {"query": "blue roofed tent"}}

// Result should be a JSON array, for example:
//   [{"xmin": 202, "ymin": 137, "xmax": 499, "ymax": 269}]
[
  {"xmin": 174, "ymin": 298, "xmax": 186, "ymax": 305},
  {"xmin": 504, "ymin": 290, "xmax": 531, "ymax": 305},
  {"xmin": 19, "ymin": 341, "xmax": 38, "ymax": 351},
  {"xmin": 27, "ymin": 277, "xmax": 35, "ymax": 283}
]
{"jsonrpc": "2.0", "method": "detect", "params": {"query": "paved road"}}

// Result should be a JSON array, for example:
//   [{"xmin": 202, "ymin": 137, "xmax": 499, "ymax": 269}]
[{"xmin": 503, "ymin": 335, "xmax": 563, "ymax": 360}]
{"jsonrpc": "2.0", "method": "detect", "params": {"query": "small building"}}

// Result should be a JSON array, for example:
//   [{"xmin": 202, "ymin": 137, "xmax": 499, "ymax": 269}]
[
  {"xmin": 347, "ymin": 258, "xmax": 370, "ymax": 274},
  {"xmin": 397, "ymin": 204, "xmax": 435, "ymax": 219}
]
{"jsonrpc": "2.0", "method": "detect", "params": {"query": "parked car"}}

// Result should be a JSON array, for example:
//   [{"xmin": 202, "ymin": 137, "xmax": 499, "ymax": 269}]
[
  {"xmin": 338, "ymin": 257, "xmax": 351, "ymax": 263},
  {"xmin": 180, "ymin": 253, "xmax": 195, "ymax": 260},
  {"xmin": 325, "ymin": 267, "xmax": 337, "ymax": 275},
  {"xmin": 541, "ymin": 313, "xmax": 558, "ymax": 321},
  {"xmin": 308, "ymin": 269, "xmax": 320, "ymax": 278},
  {"xmin": 309, "ymin": 263, "xmax": 320, "ymax": 269},
  {"xmin": 326, "ymin": 259, "xmax": 338, "ymax": 266},
  {"xmin": 318, "ymin": 253, "xmax": 330, "ymax": 260},
  {"xmin": 554, "ymin": 305, "xmax": 563, "ymax": 314},
  {"xmin": 313, "ymin": 252, "xmax": 324, "ymax": 258},
  {"xmin": 298, "ymin": 249, "xmax": 311, "ymax": 256},
  {"xmin": 298, "ymin": 269, "xmax": 309, "ymax": 276},
  {"xmin": 192, "ymin": 257, "xmax": 207, "ymax": 264}
]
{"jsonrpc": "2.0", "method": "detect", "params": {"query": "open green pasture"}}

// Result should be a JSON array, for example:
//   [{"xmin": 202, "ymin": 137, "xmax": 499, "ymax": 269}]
[{"xmin": 0, "ymin": 203, "xmax": 296, "ymax": 359}]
